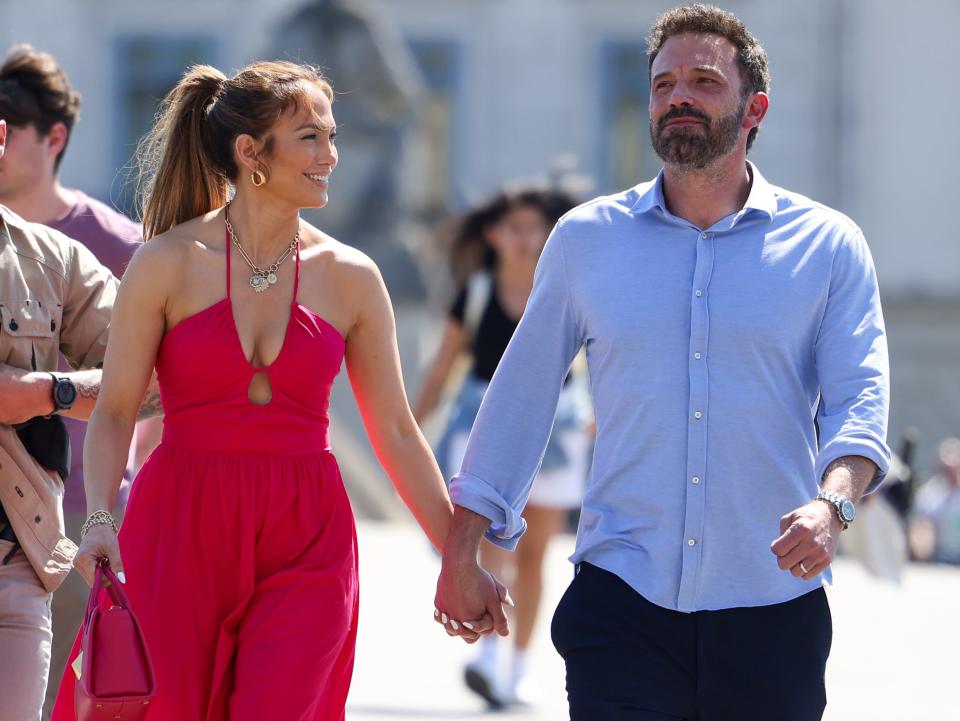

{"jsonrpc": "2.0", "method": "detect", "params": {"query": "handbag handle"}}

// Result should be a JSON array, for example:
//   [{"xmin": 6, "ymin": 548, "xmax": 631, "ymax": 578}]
[{"xmin": 82, "ymin": 561, "xmax": 131, "ymax": 630}]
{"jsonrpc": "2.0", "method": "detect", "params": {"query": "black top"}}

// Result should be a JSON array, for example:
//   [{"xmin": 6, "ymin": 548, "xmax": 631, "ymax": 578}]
[{"xmin": 450, "ymin": 280, "xmax": 518, "ymax": 382}]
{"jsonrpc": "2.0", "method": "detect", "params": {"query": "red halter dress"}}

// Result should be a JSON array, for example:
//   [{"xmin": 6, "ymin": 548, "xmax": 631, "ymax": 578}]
[{"xmin": 53, "ymin": 230, "xmax": 359, "ymax": 720}]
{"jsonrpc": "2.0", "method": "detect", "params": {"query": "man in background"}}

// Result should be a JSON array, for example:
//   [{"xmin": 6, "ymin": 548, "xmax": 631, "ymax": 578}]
[{"xmin": 0, "ymin": 44, "xmax": 160, "ymax": 713}]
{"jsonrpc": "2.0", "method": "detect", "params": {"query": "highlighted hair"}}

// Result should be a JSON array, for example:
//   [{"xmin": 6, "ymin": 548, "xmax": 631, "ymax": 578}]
[{"xmin": 136, "ymin": 60, "xmax": 332, "ymax": 239}]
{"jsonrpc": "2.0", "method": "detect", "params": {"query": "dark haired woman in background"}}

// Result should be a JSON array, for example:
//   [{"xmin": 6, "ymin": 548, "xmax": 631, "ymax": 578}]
[
  {"xmin": 414, "ymin": 188, "xmax": 593, "ymax": 709},
  {"xmin": 52, "ymin": 61, "xmax": 467, "ymax": 720}
]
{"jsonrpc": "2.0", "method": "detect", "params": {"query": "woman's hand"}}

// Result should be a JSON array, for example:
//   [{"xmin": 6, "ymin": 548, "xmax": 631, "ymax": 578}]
[
  {"xmin": 435, "ymin": 559, "xmax": 511, "ymax": 644},
  {"xmin": 74, "ymin": 523, "xmax": 125, "ymax": 588}
]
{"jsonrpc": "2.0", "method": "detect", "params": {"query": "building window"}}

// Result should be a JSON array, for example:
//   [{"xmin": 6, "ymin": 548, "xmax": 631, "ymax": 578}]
[
  {"xmin": 408, "ymin": 39, "xmax": 461, "ymax": 214},
  {"xmin": 113, "ymin": 36, "xmax": 219, "ymax": 213},
  {"xmin": 599, "ymin": 41, "xmax": 651, "ymax": 192}
]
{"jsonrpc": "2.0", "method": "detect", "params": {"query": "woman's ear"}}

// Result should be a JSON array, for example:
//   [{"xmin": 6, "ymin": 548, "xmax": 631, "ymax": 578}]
[{"xmin": 234, "ymin": 133, "xmax": 265, "ymax": 175}]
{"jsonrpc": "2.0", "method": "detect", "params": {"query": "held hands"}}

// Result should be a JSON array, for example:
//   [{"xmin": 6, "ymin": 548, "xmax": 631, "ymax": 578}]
[
  {"xmin": 74, "ymin": 522, "xmax": 126, "ymax": 588},
  {"xmin": 771, "ymin": 500, "xmax": 842, "ymax": 580},
  {"xmin": 434, "ymin": 557, "xmax": 512, "ymax": 644}
]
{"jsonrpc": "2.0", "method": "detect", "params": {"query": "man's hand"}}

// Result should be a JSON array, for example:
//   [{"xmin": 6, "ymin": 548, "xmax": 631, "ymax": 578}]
[
  {"xmin": 434, "ymin": 505, "xmax": 512, "ymax": 643},
  {"xmin": 434, "ymin": 555, "xmax": 511, "ymax": 643},
  {"xmin": 770, "ymin": 500, "xmax": 842, "ymax": 580}
]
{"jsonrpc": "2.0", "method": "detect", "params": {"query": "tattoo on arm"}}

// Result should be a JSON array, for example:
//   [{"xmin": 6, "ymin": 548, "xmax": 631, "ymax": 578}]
[
  {"xmin": 74, "ymin": 375, "xmax": 101, "ymax": 401},
  {"xmin": 137, "ymin": 389, "xmax": 163, "ymax": 421}
]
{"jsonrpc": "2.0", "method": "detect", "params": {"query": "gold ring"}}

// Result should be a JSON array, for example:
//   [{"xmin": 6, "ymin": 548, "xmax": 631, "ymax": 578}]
[{"xmin": 799, "ymin": 561, "xmax": 809, "ymax": 574}]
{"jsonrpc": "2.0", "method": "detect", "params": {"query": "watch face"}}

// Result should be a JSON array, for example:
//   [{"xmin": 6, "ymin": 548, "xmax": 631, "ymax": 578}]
[
  {"xmin": 840, "ymin": 499, "xmax": 856, "ymax": 523},
  {"xmin": 55, "ymin": 380, "xmax": 77, "ymax": 407}
]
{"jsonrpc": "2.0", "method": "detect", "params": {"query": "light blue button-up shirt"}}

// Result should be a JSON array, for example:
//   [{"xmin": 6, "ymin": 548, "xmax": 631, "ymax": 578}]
[{"xmin": 449, "ymin": 163, "xmax": 890, "ymax": 612}]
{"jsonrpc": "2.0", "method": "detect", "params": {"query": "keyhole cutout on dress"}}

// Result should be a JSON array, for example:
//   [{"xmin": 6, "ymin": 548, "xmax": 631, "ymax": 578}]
[{"xmin": 248, "ymin": 371, "xmax": 273, "ymax": 405}]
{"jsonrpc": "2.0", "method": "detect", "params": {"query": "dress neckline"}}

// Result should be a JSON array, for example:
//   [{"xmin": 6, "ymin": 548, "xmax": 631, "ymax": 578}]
[
  {"xmin": 226, "ymin": 224, "xmax": 300, "ymax": 370},
  {"xmin": 161, "ymin": 227, "xmax": 345, "ymax": 365}
]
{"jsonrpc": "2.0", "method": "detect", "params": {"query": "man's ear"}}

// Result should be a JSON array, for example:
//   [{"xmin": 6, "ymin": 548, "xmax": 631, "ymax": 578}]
[
  {"xmin": 45, "ymin": 121, "xmax": 70, "ymax": 160},
  {"xmin": 742, "ymin": 92, "xmax": 769, "ymax": 131}
]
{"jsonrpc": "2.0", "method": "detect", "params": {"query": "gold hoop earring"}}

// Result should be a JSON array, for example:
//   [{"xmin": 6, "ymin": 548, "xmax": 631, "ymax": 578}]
[{"xmin": 251, "ymin": 168, "xmax": 267, "ymax": 187}]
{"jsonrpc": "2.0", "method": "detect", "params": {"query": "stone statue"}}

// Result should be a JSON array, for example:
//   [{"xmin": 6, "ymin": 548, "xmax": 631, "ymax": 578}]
[{"xmin": 271, "ymin": 0, "xmax": 428, "ymax": 296}]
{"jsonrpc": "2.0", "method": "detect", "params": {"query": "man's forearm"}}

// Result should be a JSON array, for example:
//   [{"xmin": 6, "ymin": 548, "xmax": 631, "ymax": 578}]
[
  {"xmin": 820, "ymin": 455, "xmax": 878, "ymax": 502},
  {"xmin": 64, "ymin": 369, "xmax": 105, "ymax": 420},
  {"xmin": 72, "ymin": 373, "xmax": 163, "ymax": 422},
  {"xmin": 0, "ymin": 364, "xmax": 51, "ymax": 422},
  {"xmin": 0, "ymin": 364, "xmax": 102, "ymax": 421},
  {"xmin": 442, "ymin": 505, "xmax": 494, "ymax": 567},
  {"xmin": 136, "ymin": 383, "xmax": 163, "ymax": 422},
  {"xmin": 0, "ymin": 363, "xmax": 162, "ymax": 424}
]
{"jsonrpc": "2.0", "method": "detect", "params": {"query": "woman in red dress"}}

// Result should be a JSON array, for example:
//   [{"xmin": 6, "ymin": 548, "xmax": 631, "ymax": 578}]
[{"xmin": 52, "ymin": 61, "xmax": 494, "ymax": 720}]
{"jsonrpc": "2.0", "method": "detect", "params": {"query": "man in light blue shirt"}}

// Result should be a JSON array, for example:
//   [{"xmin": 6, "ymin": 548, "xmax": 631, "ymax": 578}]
[{"xmin": 434, "ymin": 5, "xmax": 889, "ymax": 720}]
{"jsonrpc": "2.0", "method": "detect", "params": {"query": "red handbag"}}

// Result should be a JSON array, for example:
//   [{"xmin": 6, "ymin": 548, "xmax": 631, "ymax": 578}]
[{"xmin": 75, "ymin": 562, "xmax": 156, "ymax": 720}]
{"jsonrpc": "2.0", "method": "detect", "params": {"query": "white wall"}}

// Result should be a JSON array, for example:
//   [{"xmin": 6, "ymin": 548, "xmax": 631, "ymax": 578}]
[
  {"xmin": 847, "ymin": 0, "xmax": 960, "ymax": 297},
  {"xmin": 2, "ymin": 0, "xmax": 957, "ymax": 298}
]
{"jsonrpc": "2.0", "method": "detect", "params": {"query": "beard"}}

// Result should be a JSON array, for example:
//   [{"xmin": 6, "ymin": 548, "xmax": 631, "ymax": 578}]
[{"xmin": 650, "ymin": 98, "xmax": 746, "ymax": 171}]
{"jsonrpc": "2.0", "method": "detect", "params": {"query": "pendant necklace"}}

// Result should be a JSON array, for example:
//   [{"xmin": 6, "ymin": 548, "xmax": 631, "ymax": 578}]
[{"xmin": 224, "ymin": 204, "xmax": 300, "ymax": 294}]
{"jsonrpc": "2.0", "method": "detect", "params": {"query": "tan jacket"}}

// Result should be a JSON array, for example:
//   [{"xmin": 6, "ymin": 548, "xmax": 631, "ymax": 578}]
[{"xmin": 0, "ymin": 205, "xmax": 118, "ymax": 592}]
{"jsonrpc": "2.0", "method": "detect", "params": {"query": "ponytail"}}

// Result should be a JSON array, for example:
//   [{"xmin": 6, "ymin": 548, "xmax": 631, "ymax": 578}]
[{"xmin": 136, "ymin": 65, "xmax": 228, "ymax": 240}]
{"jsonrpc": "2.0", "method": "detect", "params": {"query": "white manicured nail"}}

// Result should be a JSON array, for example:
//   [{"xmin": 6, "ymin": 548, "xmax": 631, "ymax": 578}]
[
  {"xmin": 117, "ymin": 572, "xmax": 126, "ymax": 584},
  {"xmin": 441, "ymin": 613, "xmax": 449, "ymax": 624},
  {"xmin": 434, "ymin": 608, "xmax": 440, "ymax": 618},
  {"xmin": 450, "ymin": 620, "xmax": 460, "ymax": 631},
  {"xmin": 463, "ymin": 622, "xmax": 475, "ymax": 630}
]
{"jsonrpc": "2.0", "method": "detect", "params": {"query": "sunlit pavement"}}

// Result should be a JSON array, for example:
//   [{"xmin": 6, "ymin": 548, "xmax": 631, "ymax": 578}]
[{"xmin": 348, "ymin": 520, "xmax": 960, "ymax": 721}]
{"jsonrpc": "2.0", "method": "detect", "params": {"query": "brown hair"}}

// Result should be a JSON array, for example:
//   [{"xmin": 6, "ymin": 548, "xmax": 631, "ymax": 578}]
[
  {"xmin": 449, "ymin": 187, "xmax": 577, "ymax": 286},
  {"xmin": 136, "ymin": 60, "xmax": 333, "ymax": 240},
  {"xmin": 646, "ymin": 4, "xmax": 770, "ymax": 151},
  {"xmin": 0, "ymin": 44, "xmax": 81, "ymax": 171}
]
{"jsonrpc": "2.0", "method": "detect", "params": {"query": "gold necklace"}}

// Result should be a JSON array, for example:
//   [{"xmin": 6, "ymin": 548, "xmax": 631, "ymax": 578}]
[{"xmin": 224, "ymin": 206, "xmax": 300, "ymax": 294}]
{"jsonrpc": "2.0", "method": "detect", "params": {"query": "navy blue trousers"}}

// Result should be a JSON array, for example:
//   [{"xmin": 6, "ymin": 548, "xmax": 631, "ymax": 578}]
[{"xmin": 551, "ymin": 563, "xmax": 832, "ymax": 721}]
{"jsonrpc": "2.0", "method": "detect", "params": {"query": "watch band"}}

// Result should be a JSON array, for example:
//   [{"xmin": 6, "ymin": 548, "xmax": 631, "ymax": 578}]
[
  {"xmin": 815, "ymin": 490, "xmax": 853, "ymax": 529},
  {"xmin": 48, "ymin": 372, "xmax": 77, "ymax": 414}
]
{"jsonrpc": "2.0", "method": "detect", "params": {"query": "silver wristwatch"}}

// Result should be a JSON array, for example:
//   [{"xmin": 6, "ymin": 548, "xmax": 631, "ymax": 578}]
[{"xmin": 815, "ymin": 490, "xmax": 855, "ymax": 530}]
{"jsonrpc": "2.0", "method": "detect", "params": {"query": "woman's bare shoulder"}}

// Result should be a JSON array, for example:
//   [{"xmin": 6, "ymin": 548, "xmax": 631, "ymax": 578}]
[
  {"xmin": 300, "ymin": 223, "xmax": 378, "ymax": 279},
  {"xmin": 124, "ymin": 211, "xmax": 223, "ymax": 288},
  {"xmin": 146, "ymin": 211, "xmax": 223, "ymax": 256}
]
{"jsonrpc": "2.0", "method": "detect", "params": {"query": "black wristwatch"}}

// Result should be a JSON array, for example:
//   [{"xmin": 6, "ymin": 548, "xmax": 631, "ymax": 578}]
[{"xmin": 49, "ymin": 372, "xmax": 77, "ymax": 415}]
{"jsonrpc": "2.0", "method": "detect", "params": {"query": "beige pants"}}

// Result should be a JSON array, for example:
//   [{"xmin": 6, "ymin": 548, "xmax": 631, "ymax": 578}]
[
  {"xmin": 42, "ymin": 511, "xmax": 87, "ymax": 720},
  {"xmin": 0, "ymin": 539, "xmax": 52, "ymax": 721}
]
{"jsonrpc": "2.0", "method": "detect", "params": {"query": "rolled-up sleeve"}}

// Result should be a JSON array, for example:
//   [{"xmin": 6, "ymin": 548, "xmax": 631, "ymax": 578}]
[
  {"xmin": 58, "ymin": 234, "xmax": 119, "ymax": 370},
  {"xmin": 814, "ymin": 229, "xmax": 891, "ymax": 492},
  {"xmin": 449, "ymin": 225, "xmax": 583, "ymax": 548}
]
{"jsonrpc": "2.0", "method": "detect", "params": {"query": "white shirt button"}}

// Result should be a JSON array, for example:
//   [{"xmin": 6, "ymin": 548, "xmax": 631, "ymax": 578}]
[
  {"xmin": 687, "ymin": 538, "xmax": 697, "ymax": 546},
  {"xmin": 694, "ymin": 352, "xmax": 702, "ymax": 360},
  {"xmin": 694, "ymin": 411, "xmax": 703, "ymax": 419},
  {"xmin": 692, "ymin": 476, "xmax": 701, "ymax": 484},
  {"xmin": 695, "ymin": 289, "xmax": 703, "ymax": 297}
]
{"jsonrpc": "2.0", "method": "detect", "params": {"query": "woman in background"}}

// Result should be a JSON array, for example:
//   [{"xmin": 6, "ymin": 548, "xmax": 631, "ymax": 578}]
[{"xmin": 414, "ymin": 188, "xmax": 593, "ymax": 709}]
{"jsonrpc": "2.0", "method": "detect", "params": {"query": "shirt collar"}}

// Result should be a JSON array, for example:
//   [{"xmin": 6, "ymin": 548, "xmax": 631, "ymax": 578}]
[
  {"xmin": 630, "ymin": 169, "xmax": 669, "ymax": 217},
  {"xmin": 630, "ymin": 161, "xmax": 778, "ymax": 223},
  {"xmin": 741, "ymin": 161, "xmax": 777, "ymax": 220},
  {"xmin": 0, "ymin": 205, "xmax": 10, "ymax": 246}
]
